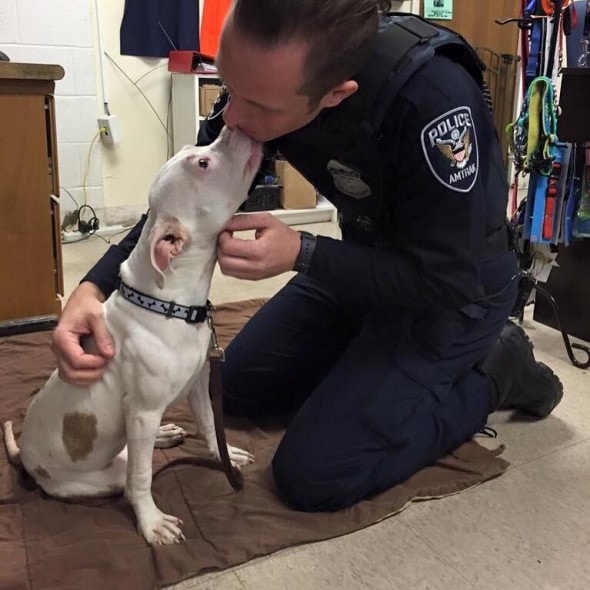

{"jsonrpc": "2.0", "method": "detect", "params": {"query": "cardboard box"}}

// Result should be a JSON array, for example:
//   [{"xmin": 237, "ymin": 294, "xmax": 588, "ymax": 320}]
[
  {"xmin": 199, "ymin": 84, "xmax": 221, "ymax": 116},
  {"xmin": 275, "ymin": 160, "xmax": 317, "ymax": 209}
]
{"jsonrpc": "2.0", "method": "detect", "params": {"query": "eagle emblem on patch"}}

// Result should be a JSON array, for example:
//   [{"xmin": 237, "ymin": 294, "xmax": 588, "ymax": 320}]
[{"xmin": 420, "ymin": 106, "xmax": 479, "ymax": 193}]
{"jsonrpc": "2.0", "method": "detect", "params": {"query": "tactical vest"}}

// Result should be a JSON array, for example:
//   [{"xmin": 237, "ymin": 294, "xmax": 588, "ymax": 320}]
[{"xmin": 273, "ymin": 13, "xmax": 489, "ymax": 247}]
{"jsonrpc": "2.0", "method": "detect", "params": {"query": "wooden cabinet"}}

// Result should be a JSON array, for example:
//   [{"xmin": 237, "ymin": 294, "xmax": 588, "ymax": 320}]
[{"xmin": 0, "ymin": 62, "xmax": 65, "ymax": 335}]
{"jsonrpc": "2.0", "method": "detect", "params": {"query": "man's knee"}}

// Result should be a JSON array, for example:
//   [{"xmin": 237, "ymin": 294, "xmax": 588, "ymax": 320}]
[
  {"xmin": 272, "ymin": 451, "xmax": 341, "ymax": 512},
  {"xmin": 271, "ymin": 436, "xmax": 372, "ymax": 512}
]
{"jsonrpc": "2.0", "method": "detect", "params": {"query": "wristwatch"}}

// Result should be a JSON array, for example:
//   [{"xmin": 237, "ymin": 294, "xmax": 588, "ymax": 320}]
[{"xmin": 293, "ymin": 231, "xmax": 316, "ymax": 273}]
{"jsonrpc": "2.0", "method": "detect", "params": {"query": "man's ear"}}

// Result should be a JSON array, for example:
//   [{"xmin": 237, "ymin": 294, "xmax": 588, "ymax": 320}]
[{"xmin": 319, "ymin": 80, "xmax": 358, "ymax": 109}]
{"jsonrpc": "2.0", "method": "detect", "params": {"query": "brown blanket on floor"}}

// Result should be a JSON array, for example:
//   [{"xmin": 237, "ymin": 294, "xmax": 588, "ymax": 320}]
[{"xmin": 0, "ymin": 299, "xmax": 509, "ymax": 590}]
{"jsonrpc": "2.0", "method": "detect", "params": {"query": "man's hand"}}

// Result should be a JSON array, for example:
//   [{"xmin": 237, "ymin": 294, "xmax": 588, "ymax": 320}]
[
  {"xmin": 217, "ymin": 213, "xmax": 301, "ymax": 280},
  {"xmin": 52, "ymin": 282, "xmax": 115, "ymax": 386}
]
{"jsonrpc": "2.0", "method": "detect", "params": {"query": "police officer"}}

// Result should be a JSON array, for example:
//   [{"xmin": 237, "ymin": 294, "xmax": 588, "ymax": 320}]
[{"xmin": 53, "ymin": 0, "xmax": 563, "ymax": 511}]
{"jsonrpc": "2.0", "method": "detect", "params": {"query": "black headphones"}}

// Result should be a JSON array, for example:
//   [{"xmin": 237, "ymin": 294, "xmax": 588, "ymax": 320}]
[{"xmin": 0, "ymin": 51, "xmax": 10, "ymax": 61}]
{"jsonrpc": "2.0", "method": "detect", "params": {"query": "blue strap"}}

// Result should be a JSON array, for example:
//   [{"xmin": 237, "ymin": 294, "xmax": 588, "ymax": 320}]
[
  {"xmin": 526, "ymin": 0, "xmax": 543, "ymax": 87},
  {"xmin": 527, "ymin": 24, "xmax": 544, "ymax": 87}
]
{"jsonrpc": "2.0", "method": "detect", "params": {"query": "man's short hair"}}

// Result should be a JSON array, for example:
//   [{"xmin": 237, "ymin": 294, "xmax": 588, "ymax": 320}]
[{"xmin": 230, "ymin": 0, "xmax": 390, "ymax": 106}]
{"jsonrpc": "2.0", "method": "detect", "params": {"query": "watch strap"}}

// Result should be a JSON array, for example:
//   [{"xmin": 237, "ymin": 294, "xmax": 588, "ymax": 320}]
[{"xmin": 293, "ymin": 231, "xmax": 316, "ymax": 273}]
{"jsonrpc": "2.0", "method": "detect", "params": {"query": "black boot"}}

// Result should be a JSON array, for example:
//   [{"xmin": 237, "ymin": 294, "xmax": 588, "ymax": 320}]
[{"xmin": 483, "ymin": 321, "xmax": 563, "ymax": 418}]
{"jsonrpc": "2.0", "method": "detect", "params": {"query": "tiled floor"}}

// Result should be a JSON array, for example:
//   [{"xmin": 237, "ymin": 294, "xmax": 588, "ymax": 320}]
[{"xmin": 61, "ymin": 222, "xmax": 590, "ymax": 590}]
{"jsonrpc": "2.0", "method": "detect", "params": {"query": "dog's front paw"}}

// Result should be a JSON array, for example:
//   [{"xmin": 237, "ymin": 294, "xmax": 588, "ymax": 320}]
[
  {"xmin": 139, "ymin": 512, "xmax": 186, "ymax": 546},
  {"xmin": 227, "ymin": 444, "xmax": 255, "ymax": 468}
]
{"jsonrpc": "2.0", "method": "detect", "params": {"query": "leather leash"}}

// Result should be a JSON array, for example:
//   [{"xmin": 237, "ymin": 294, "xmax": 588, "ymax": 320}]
[
  {"xmin": 152, "ymin": 312, "xmax": 245, "ymax": 491},
  {"xmin": 207, "ymin": 313, "xmax": 244, "ymax": 491}
]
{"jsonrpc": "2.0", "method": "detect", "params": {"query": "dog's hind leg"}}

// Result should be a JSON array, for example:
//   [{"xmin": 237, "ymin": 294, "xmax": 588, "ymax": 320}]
[
  {"xmin": 41, "ymin": 450, "xmax": 127, "ymax": 499},
  {"xmin": 154, "ymin": 423, "xmax": 187, "ymax": 448}
]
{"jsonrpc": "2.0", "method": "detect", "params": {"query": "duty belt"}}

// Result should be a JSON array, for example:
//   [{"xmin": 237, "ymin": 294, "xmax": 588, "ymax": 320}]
[
  {"xmin": 484, "ymin": 224, "xmax": 513, "ymax": 257},
  {"xmin": 340, "ymin": 214, "xmax": 511, "ymax": 257}
]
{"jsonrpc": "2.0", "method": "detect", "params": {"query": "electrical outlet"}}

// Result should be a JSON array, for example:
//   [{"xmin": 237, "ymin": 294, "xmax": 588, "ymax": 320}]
[{"xmin": 97, "ymin": 114, "xmax": 121, "ymax": 144}]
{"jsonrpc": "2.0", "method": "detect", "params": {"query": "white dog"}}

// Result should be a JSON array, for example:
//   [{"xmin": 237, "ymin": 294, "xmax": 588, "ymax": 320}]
[{"xmin": 3, "ymin": 126, "xmax": 262, "ymax": 546}]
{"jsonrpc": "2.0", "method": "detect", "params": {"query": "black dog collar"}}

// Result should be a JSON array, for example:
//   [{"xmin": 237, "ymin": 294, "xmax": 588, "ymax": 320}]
[{"xmin": 119, "ymin": 281, "xmax": 209, "ymax": 324}]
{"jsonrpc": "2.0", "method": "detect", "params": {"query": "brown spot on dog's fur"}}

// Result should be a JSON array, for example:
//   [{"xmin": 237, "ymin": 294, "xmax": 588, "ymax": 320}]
[
  {"xmin": 58, "ymin": 486, "xmax": 123, "ymax": 503},
  {"xmin": 34, "ymin": 466, "xmax": 50, "ymax": 479},
  {"xmin": 62, "ymin": 412, "xmax": 98, "ymax": 462}
]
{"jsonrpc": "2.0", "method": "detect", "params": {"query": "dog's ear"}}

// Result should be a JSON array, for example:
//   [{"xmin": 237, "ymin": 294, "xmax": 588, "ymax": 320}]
[{"xmin": 149, "ymin": 216, "xmax": 189, "ymax": 289}]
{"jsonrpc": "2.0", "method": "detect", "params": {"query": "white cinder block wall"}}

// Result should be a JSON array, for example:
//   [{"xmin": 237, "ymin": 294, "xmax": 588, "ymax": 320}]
[
  {"xmin": 0, "ymin": 0, "xmax": 105, "ymax": 226},
  {"xmin": 1, "ymin": 0, "xmax": 172, "ymax": 231}
]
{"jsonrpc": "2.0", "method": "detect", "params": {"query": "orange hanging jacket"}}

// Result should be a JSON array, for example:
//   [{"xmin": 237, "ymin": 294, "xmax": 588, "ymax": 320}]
[{"xmin": 200, "ymin": 0, "xmax": 232, "ymax": 59}]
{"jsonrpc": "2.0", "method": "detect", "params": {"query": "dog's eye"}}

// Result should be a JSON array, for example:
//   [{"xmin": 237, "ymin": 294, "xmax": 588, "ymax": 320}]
[{"xmin": 198, "ymin": 159, "xmax": 208, "ymax": 169}]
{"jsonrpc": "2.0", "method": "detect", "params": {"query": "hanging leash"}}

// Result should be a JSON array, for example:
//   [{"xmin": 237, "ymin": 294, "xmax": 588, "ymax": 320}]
[
  {"xmin": 152, "ymin": 308, "xmax": 245, "ymax": 491},
  {"xmin": 207, "ymin": 311, "xmax": 244, "ymax": 491},
  {"xmin": 544, "ymin": 0, "xmax": 563, "ymax": 77},
  {"xmin": 507, "ymin": 75, "xmax": 559, "ymax": 177},
  {"xmin": 579, "ymin": 0, "xmax": 590, "ymax": 66}
]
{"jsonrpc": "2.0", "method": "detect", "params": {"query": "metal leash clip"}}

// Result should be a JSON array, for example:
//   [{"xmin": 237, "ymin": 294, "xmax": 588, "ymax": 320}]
[
  {"xmin": 579, "ymin": 39, "xmax": 590, "ymax": 67},
  {"xmin": 207, "ymin": 313, "xmax": 225, "ymax": 361}
]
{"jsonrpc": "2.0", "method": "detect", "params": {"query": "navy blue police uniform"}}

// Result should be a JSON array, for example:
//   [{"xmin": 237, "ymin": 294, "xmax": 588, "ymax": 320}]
[{"xmin": 83, "ymin": 15, "xmax": 518, "ymax": 511}]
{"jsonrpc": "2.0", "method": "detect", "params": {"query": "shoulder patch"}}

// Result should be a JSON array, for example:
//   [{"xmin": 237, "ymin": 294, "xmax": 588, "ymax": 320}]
[{"xmin": 420, "ymin": 106, "xmax": 479, "ymax": 193}]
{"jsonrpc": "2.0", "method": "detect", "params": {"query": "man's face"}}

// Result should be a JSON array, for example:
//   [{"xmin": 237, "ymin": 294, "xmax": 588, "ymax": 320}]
[{"xmin": 216, "ymin": 20, "xmax": 327, "ymax": 142}]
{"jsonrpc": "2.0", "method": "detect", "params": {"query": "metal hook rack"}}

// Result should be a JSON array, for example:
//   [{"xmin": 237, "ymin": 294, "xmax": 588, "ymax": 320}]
[
  {"xmin": 534, "ymin": 282, "xmax": 590, "ymax": 368},
  {"xmin": 495, "ymin": 14, "xmax": 552, "ymax": 30},
  {"xmin": 513, "ymin": 272, "xmax": 590, "ymax": 370},
  {"xmin": 495, "ymin": 0, "xmax": 569, "ymax": 30}
]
